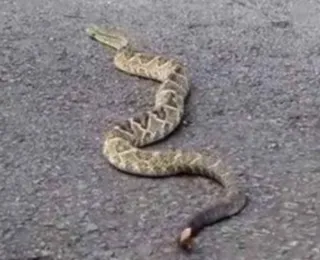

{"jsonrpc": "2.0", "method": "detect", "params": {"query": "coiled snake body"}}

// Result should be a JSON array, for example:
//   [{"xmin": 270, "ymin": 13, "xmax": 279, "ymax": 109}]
[{"xmin": 86, "ymin": 25, "xmax": 247, "ymax": 251}]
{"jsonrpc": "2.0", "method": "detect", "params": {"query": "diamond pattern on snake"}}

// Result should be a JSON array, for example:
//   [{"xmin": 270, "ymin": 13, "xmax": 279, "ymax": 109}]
[{"xmin": 86, "ymin": 25, "xmax": 247, "ymax": 251}]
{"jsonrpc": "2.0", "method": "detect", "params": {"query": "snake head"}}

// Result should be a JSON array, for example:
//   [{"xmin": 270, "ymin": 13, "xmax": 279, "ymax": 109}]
[{"xmin": 86, "ymin": 25, "xmax": 128, "ymax": 50}]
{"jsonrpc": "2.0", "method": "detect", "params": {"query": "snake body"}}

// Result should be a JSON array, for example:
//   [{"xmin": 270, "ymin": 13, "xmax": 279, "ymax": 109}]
[{"xmin": 86, "ymin": 25, "xmax": 247, "ymax": 251}]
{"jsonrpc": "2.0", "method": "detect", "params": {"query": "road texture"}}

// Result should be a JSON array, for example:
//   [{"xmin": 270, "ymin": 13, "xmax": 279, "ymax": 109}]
[{"xmin": 1, "ymin": 0, "xmax": 320, "ymax": 259}]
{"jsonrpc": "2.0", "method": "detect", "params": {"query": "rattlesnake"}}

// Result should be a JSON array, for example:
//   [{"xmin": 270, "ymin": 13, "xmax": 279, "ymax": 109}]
[{"xmin": 86, "ymin": 25, "xmax": 247, "ymax": 251}]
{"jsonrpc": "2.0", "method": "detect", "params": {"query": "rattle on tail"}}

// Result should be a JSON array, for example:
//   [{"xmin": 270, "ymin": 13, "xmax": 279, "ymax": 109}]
[{"xmin": 86, "ymin": 25, "xmax": 247, "ymax": 251}]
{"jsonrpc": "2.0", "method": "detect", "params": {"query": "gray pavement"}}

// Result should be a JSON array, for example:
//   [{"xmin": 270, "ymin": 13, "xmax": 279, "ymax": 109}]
[{"xmin": 1, "ymin": 0, "xmax": 320, "ymax": 259}]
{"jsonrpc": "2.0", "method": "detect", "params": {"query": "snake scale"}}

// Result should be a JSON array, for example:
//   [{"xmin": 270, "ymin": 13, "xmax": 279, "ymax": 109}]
[{"xmin": 86, "ymin": 25, "xmax": 247, "ymax": 251}]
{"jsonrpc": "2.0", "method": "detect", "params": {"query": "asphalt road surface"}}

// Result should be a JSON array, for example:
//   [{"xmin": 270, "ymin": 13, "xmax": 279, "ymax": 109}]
[{"xmin": 1, "ymin": 0, "xmax": 319, "ymax": 259}]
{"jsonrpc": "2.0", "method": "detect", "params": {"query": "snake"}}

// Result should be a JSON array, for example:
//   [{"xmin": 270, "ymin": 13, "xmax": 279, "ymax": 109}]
[{"xmin": 86, "ymin": 25, "xmax": 247, "ymax": 251}]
